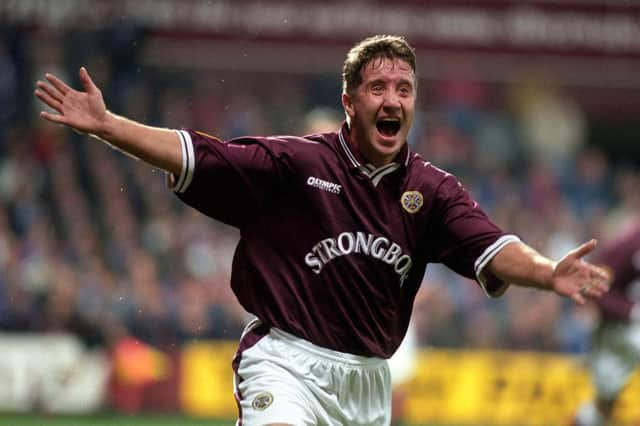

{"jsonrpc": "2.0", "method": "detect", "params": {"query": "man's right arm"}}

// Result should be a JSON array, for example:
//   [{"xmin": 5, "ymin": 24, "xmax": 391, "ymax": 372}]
[{"xmin": 35, "ymin": 67, "xmax": 182, "ymax": 176}]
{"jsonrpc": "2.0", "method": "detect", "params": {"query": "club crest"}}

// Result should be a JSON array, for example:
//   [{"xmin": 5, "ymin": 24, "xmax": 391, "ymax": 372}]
[
  {"xmin": 252, "ymin": 391, "xmax": 274, "ymax": 411},
  {"xmin": 401, "ymin": 191, "xmax": 423, "ymax": 214}
]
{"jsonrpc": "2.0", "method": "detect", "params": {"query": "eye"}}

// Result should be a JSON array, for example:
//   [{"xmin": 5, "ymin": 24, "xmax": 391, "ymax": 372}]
[
  {"xmin": 398, "ymin": 86, "xmax": 412, "ymax": 97},
  {"xmin": 370, "ymin": 84, "xmax": 384, "ymax": 94}
]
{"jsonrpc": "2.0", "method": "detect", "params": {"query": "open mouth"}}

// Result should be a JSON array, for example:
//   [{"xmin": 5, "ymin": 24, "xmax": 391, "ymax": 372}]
[{"xmin": 376, "ymin": 117, "xmax": 401, "ymax": 137}]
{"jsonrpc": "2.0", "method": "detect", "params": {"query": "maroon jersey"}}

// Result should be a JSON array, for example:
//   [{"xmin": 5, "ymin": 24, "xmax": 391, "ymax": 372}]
[
  {"xmin": 170, "ymin": 124, "xmax": 516, "ymax": 358},
  {"xmin": 592, "ymin": 221, "xmax": 640, "ymax": 323}
]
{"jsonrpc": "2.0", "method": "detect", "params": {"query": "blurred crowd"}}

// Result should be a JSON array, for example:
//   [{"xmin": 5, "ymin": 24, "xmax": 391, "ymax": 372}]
[{"xmin": 1, "ymin": 26, "xmax": 639, "ymax": 354}]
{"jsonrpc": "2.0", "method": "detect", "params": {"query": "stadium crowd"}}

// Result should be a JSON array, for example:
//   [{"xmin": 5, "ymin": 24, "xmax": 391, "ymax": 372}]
[{"xmin": 1, "ymin": 27, "xmax": 639, "ymax": 355}]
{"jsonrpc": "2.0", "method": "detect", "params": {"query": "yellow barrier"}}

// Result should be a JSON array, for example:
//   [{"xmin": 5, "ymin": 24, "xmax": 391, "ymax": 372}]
[
  {"xmin": 179, "ymin": 341, "xmax": 238, "ymax": 419},
  {"xmin": 178, "ymin": 342, "xmax": 640, "ymax": 424},
  {"xmin": 405, "ymin": 349, "xmax": 640, "ymax": 425}
]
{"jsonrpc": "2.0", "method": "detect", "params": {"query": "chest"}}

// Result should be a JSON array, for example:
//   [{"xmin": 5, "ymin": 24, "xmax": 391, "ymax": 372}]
[{"xmin": 292, "ymin": 165, "xmax": 428, "ymax": 256}]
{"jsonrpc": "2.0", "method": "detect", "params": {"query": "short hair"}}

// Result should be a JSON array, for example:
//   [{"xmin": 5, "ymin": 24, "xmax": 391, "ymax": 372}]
[{"xmin": 342, "ymin": 35, "xmax": 417, "ymax": 95}]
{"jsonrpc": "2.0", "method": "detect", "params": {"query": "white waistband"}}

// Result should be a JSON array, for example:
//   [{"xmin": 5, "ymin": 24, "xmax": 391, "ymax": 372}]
[{"xmin": 269, "ymin": 327, "xmax": 386, "ymax": 368}]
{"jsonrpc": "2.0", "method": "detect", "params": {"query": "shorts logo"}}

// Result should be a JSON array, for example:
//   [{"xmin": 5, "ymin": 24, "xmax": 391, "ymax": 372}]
[
  {"xmin": 401, "ymin": 191, "xmax": 423, "ymax": 214},
  {"xmin": 252, "ymin": 391, "xmax": 273, "ymax": 411}
]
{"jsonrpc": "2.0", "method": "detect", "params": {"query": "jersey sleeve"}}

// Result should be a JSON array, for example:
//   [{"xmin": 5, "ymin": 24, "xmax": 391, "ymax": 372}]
[
  {"xmin": 167, "ymin": 129, "xmax": 289, "ymax": 228},
  {"xmin": 430, "ymin": 174, "xmax": 520, "ymax": 297},
  {"xmin": 591, "ymin": 223, "xmax": 640, "ymax": 322}
]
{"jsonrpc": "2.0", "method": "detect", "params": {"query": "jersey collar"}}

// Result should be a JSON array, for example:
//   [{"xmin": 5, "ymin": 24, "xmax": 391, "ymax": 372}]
[{"xmin": 337, "ymin": 123, "xmax": 410, "ymax": 186}]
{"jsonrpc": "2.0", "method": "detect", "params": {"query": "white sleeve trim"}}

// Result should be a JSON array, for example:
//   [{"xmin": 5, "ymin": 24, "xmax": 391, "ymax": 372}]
[
  {"xmin": 166, "ymin": 130, "xmax": 195, "ymax": 194},
  {"xmin": 474, "ymin": 234, "xmax": 521, "ymax": 298}
]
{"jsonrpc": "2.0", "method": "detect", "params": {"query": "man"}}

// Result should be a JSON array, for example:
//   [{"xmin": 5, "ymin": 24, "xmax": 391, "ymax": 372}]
[
  {"xmin": 35, "ymin": 35, "xmax": 610, "ymax": 426},
  {"xmin": 574, "ymin": 219, "xmax": 640, "ymax": 426}
]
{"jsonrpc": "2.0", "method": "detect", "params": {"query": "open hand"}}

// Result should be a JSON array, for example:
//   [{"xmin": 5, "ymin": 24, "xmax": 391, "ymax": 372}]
[
  {"xmin": 552, "ymin": 239, "xmax": 612, "ymax": 305},
  {"xmin": 35, "ymin": 67, "xmax": 107, "ymax": 136}
]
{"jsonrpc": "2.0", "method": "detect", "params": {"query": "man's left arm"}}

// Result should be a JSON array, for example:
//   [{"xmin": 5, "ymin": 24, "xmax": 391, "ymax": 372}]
[{"xmin": 487, "ymin": 239, "xmax": 611, "ymax": 304}]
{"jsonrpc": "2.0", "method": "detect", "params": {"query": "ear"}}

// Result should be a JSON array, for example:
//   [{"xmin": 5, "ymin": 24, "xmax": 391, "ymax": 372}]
[{"xmin": 342, "ymin": 92, "xmax": 355, "ymax": 120}]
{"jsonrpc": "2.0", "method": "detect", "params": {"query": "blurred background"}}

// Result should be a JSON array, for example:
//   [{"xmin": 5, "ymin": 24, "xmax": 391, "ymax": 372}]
[{"xmin": 1, "ymin": 0, "xmax": 639, "ymax": 425}]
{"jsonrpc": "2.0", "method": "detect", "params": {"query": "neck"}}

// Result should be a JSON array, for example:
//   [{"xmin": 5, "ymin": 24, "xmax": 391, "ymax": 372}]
[{"xmin": 361, "ymin": 147, "xmax": 394, "ymax": 168}]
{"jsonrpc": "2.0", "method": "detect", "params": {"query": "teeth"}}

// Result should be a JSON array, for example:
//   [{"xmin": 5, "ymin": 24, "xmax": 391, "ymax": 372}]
[{"xmin": 380, "ymin": 117, "xmax": 400, "ymax": 122}]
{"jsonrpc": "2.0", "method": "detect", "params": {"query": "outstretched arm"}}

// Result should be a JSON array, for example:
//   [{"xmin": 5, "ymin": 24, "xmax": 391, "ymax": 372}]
[
  {"xmin": 487, "ymin": 239, "xmax": 611, "ymax": 304},
  {"xmin": 35, "ymin": 67, "xmax": 182, "ymax": 176}
]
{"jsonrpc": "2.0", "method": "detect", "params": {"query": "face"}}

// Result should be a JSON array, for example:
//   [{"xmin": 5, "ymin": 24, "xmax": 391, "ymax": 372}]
[{"xmin": 342, "ymin": 57, "xmax": 416, "ymax": 167}]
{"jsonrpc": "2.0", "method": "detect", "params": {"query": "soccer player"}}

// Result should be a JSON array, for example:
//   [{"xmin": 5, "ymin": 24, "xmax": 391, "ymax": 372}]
[
  {"xmin": 574, "ymin": 219, "xmax": 640, "ymax": 426},
  {"xmin": 35, "ymin": 35, "xmax": 610, "ymax": 426}
]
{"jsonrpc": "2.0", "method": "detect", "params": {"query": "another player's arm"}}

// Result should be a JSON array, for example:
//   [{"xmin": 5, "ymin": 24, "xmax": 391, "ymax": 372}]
[
  {"xmin": 35, "ymin": 67, "xmax": 181, "ymax": 176},
  {"xmin": 487, "ymin": 239, "xmax": 611, "ymax": 305}
]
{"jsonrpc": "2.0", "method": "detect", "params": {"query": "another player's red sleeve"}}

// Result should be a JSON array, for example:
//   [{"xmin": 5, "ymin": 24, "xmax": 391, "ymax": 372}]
[
  {"xmin": 429, "ymin": 174, "xmax": 519, "ymax": 296},
  {"xmin": 591, "ymin": 223, "xmax": 640, "ymax": 322},
  {"xmin": 595, "ymin": 289, "xmax": 634, "ymax": 322},
  {"xmin": 168, "ymin": 129, "xmax": 287, "ymax": 228}
]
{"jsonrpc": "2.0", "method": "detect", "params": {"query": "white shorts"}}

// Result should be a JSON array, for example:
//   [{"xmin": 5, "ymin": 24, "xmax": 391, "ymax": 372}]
[
  {"xmin": 591, "ymin": 320, "xmax": 640, "ymax": 400},
  {"xmin": 232, "ymin": 320, "xmax": 391, "ymax": 426}
]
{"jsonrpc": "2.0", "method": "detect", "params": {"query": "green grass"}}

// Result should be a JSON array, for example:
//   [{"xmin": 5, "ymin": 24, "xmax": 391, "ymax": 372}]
[
  {"xmin": 0, "ymin": 414, "xmax": 487, "ymax": 426},
  {"xmin": 0, "ymin": 413, "xmax": 234, "ymax": 426}
]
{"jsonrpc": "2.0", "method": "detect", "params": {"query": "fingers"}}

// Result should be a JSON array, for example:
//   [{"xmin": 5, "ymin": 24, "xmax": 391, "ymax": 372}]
[
  {"xmin": 572, "ymin": 285, "xmax": 600, "ymax": 305},
  {"xmin": 35, "ymin": 79, "xmax": 66, "ymax": 113},
  {"xmin": 591, "ymin": 264, "xmax": 611, "ymax": 281},
  {"xmin": 570, "ymin": 264, "xmax": 611, "ymax": 305},
  {"xmin": 36, "ymin": 80, "xmax": 63, "ymax": 104},
  {"xmin": 567, "ymin": 239, "xmax": 597, "ymax": 261},
  {"xmin": 45, "ymin": 73, "xmax": 72, "ymax": 96},
  {"xmin": 79, "ymin": 67, "xmax": 97, "ymax": 94},
  {"xmin": 581, "ymin": 280, "xmax": 608, "ymax": 298},
  {"xmin": 571, "ymin": 291, "xmax": 586, "ymax": 305},
  {"xmin": 39, "ymin": 110, "xmax": 69, "ymax": 125},
  {"xmin": 34, "ymin": 86, "xmax": 63, "ymax": 112},
  {"xmin": 590, "ymin": 265, "xmax": 612, "ymax": 290}
]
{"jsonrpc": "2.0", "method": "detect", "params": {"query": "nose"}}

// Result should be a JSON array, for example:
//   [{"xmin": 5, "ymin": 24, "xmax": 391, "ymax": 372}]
[{"xmin": 382, "ymin": 90, "xmax": 402, "ymax": 110}]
